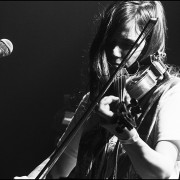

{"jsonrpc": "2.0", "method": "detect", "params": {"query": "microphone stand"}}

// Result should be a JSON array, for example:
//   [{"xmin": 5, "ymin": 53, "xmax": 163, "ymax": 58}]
[{"xmin": 35, "ymin": 18, "xmax": 158, "ymax": 179}]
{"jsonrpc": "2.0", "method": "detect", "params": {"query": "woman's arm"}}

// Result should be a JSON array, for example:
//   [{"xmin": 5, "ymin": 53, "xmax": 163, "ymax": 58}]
[
  {"xmin": 48, "ymin": 125, "xmax": 83, "ymax": 179},
  {"xmin": 98, "ymin": 94, "xmax": 180, "ymax": 179},
  {"xmin": 14, "ymin": 93, "xmax": 90, "ymax": 179},
  {"xmin": 15, "ymin": 126, "xmax": 82, "ymax": 179},
  {"xmin": 48, "ymin": 93, "xmax": 90, "ymax": 178},
  {"xmin": 123, "ymin": 136, "xmax": 178, "ymax": 179}
]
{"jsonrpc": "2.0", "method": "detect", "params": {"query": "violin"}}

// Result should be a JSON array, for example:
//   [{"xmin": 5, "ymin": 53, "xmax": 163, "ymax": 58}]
[
  {"xmin": 126, "ymin": 52, "xmax": 168, "ymax": 100},
  {"xmin": 111, "ymin": 51, "xmax": 168, "ymax": 133}
]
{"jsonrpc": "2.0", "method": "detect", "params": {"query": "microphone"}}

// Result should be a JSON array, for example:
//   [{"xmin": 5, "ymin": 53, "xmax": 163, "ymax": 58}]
[{"xmin": 0, "ymin": 39, "xmax": 13, "ymax": 58}]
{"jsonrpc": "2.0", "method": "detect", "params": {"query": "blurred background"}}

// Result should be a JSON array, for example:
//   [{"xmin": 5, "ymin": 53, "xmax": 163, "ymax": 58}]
[{"xmin": 0, "ymin": 1, "xmax": 179, "ymax": 179}]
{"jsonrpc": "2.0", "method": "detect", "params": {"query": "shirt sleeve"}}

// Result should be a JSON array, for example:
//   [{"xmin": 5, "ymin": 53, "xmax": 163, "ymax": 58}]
[{"xmin": 155, "ymin": 82, "xmax": 180, "ymax": 160}]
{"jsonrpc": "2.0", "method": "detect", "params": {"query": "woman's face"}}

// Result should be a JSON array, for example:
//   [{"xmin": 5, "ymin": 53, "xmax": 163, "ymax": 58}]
[{"xmin": 106, "ymin": 19, "xmax": 146, "ymax": 72}]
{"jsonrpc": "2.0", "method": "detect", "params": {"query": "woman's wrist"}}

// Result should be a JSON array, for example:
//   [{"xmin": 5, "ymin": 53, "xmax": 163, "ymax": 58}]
[{"xmin": 118, "ymin": 129, "xmax": 140, "ymax": 144}]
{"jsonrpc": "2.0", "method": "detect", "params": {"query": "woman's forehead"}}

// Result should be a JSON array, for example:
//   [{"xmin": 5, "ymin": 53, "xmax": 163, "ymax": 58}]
[{"xmin": 112, "ymin": 20, "xmax": 141, "ymax": 42}]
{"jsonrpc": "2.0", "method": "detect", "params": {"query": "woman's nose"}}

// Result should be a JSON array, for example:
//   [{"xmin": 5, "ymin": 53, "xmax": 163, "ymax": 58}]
[
  {"xmin": 113, "ymin": 46, "xmax": 122, "ymax": 65},
  {"xmin": 113, "ymin": 46, "xmax": 122, "ymax": 57}
]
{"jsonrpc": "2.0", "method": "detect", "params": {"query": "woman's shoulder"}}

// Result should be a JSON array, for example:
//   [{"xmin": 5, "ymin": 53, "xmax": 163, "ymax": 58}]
[
  {"xmin": 81, "ymin": 92, "xmax": 90, "ymax": 102},
  {"xmin": 168, "ymin": 75, "xmax": 180, "ymax": 88},
  {"xmin": 73, "ymin": 92, "xmax": 90, "ymax": 117},
  {"xmin": 165, "ymin": 76, "xmax": 180, "ymax": 93},
  {"xmin": 158, "ymin": 76, "xmax": 180, "ymax": 106},
  {"xmin": 77, "ymin": 92, "xmax": 90, "ymax": 108}
]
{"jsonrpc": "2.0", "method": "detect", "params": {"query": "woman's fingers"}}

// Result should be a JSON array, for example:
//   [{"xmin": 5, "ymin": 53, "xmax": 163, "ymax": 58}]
[
  {"xmin": 99, "ymin": 95, "xmax": 119, "ymax": 105},
  {"xmin": 14, "ymin": 176, "xmax": 29, "ymax": 179},
  {"xmin": 98, "ymin": 95, "xmax": 119, "ymax": 117}
]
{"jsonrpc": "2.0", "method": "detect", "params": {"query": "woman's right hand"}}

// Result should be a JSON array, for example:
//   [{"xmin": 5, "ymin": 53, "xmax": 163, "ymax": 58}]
[
  {"xmin": 98, "ymin": 95, "xmax": 119, "ymax": 120},
  {"xmin": 14, "ymin": 158, "xmax": 49, "ymax": 179},
  {"xmin": 14, "ymin": 176, "xmax": 30, "ymax": 179}
]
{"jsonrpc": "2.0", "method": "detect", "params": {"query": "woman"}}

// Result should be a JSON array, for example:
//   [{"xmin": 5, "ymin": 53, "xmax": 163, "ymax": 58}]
[{"xmin": 15, "ymin": 1, "xmax": 180, "ymax": 179}]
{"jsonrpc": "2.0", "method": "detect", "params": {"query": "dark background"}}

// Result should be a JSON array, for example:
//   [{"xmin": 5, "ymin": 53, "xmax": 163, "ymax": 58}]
[{"xmin": 0, "ymin": 1, "xmax": 179, "ymax": 179}]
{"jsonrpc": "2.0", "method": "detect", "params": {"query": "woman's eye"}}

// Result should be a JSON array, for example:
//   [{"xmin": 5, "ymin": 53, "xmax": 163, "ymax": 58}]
[{"xmin": 120, "ymin": 42, "xmax": 134, "ymax": 50}]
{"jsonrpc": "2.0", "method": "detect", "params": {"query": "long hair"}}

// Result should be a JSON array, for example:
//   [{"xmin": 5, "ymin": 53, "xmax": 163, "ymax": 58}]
[{"xmin": 89, "ymin": 1, "xmax": 167, "ymax": 101}]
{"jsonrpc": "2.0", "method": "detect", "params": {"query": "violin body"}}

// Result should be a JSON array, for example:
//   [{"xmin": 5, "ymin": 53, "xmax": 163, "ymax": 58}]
[{"xmin": 126, "ymin": 53, "xmax": 167, "ymax": 100}]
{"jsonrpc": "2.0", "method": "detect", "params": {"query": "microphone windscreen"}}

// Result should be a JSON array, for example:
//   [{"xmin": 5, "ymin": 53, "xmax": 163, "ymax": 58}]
[{"xmin": 0, "ymin": 39, "xmax": 13, "ymax": 57}]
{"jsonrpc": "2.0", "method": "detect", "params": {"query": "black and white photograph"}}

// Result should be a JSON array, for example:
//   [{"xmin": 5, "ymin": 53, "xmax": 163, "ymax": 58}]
[{"xmin": 0, "ymin": 1, "xmax": 180, "ymax": 179}]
